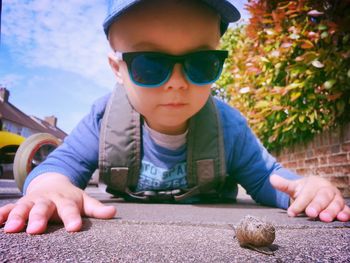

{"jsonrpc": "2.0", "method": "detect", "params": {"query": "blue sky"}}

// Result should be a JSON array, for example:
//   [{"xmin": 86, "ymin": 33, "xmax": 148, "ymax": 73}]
[{"xmin": 0, "ymin": 0, "xmax": 250, "ymax": 133}]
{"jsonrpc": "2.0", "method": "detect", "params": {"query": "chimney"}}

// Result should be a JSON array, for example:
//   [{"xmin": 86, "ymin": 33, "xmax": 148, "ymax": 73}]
[
  {"xmin": 44, "ymin": 116, "xmax": 58, "ymax": 127},
  {"xmin": 0, "ymin": 87, "xmax": 10, "ymax": 103}
]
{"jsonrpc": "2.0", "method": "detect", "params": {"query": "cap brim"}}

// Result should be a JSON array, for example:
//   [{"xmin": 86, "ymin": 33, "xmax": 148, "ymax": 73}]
[{"xmin": 202, "ymin": 0, "xmax": 241, "ymax": 23}]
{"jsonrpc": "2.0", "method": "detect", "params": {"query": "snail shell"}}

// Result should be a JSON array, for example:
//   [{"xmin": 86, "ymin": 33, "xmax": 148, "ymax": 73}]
[{"xmin": 235, "ymin": 215, "xmax": 275, "ymax": 247}]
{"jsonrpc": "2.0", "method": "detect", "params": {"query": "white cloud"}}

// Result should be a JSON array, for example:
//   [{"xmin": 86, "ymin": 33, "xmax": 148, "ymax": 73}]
[
  {"xmin": 0, "ymin": 74, "xmax": 24, "ymax": 87},
  {"xmin": 2, "ymin": 0, "xmax": 250, "ymax": 89},
  {"xmin": 2, "ymin": 0, "xmax": 115, "ymax": 89}
]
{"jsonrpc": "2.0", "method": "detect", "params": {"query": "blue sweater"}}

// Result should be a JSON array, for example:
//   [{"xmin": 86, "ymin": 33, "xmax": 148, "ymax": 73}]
[{"xmin": 24, "ymin": 94, "xmax": 300, "ymax": 209}]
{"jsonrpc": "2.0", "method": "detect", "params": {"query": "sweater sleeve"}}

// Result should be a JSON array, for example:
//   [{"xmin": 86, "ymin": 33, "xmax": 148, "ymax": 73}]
[
  {"xmin": 216, "ymin": 99, "xmax": 301, "ymax": 209},
  {"xmin": 232, "ymin": 123, "xmax": 300, "ymax": 209},
  {"xmin": 23, "ymin": 94, "xmax": 110, "ymax": 194}
]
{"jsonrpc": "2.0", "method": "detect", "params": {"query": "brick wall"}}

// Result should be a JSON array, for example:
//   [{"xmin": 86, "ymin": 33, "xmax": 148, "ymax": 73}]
[{"xmin": 274, "ymin": 123, "xmax": 350, "ymax": 197}]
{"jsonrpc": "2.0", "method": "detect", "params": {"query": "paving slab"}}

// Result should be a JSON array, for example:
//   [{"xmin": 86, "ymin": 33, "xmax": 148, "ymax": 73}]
[{"xmin": 1, "ymin": 179, "xmax": 349, "ymax": 262}]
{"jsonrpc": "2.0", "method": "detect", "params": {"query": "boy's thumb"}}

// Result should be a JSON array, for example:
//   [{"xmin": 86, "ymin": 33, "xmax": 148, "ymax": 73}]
[
  {"xmin": 83, "ymin": 193, "xmax": 117, "ymax": 219},
  {"xmin": 269, "ymin": 174, "xmax": 296, "ymax": 196}
]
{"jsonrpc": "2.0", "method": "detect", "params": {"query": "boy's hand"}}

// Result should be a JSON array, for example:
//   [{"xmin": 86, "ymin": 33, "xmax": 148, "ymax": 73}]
[
  {"xmin": 270, "ymin": 174, "xmax": 350, "ymax": 222},
  {"xmin": 0, "ymin": 173, "xmax": 116, "ymax": 234}
]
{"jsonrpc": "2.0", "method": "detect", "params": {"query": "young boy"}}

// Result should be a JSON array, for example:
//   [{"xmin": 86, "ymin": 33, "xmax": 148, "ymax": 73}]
[{"xmin": 1, "ymin": 0, "xmax": 349, "ymax": 235}]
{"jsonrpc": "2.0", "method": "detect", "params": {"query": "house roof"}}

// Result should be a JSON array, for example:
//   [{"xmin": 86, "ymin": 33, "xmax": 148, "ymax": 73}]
[
  {"xmin": 0, "ymin": 96, "xmax": 67, "ymax": 140},
  {"xmin": 30, "ymin": 115, "xmax": 67, "ymax": 139}
]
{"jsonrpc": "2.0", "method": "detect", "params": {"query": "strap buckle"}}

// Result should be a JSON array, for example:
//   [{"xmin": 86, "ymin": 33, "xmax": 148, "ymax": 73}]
[{"xmin": 128, "ymin": 189, "xmax": 183, "ymax": 202}]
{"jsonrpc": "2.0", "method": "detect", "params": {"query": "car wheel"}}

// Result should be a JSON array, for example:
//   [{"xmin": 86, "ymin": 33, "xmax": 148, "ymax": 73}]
[{"xmin": 13, "ymin": 133, "xmax": 61, "ymax": 192}]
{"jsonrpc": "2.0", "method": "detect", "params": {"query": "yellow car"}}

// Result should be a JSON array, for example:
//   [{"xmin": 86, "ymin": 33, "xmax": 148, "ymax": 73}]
[
  {"xmin": 0, "ymin": 131, "xmax": 25, "ymax": 146},
  {"xmin": 0, "ymin": 131, "xmax": 25, "ymax": 177},
  {"xmin": 0, "ymin": 131, "xmax": 25, "ymax": 162}
]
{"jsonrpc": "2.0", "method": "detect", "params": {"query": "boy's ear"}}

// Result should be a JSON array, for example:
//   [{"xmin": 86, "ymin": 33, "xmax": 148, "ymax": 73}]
[{"xmin": 108, "ymin": 52, "xmax": 123, "ymax": 84}]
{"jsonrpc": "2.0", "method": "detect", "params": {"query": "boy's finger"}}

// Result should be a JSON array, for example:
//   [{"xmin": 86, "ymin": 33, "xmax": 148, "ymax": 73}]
[
  {"xmin": 4, "ymin": 201, "xmax": 34, "ymax": 233},
  {"xmin": 26, "ymin": 199, "xmax": 56, "ymax": 234},
  {"xmin": 55, "ymin": 199, "xmax": 82, "ymax": 232},
  {"xmin": 0, "ymin": 203, "xmax": 16, "ymax": 224},
  {"xmin": 269, "ymin": 174, "xmax": 298, "ymax": 197},
  {"xmin": 337, "ymin": 205, "xmax": 350, "ymax": 222},
  {"xmin": 83, "ymin": 193, "xmax": 117, "ymax": 219},
  {"xmin": 305, "ymin": 188, "xmax": 337, "ymax": 218},
  {"xmin": 287, "ymin": 187, "xmax": 317, "ymax": 217},
  {"xmin": 318, "ymin": 195, "xmax": 346, "ymax": 223}
]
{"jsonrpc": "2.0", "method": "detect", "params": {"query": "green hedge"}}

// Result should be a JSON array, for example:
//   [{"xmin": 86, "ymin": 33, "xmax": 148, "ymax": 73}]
[{"xmin": 215, "ymin": 0, "xmax": 350, "ymax": 152}]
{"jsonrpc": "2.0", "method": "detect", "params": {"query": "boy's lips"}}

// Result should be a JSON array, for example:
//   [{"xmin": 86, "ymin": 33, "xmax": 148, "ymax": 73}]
[{"xmin": 159, "ymin": 102, "xmax": 188, "ymax": 108}]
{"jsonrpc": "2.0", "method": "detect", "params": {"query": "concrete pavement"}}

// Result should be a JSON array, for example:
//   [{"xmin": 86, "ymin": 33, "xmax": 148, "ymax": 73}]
[{"xmin": 1, "ymin": 179, "xmax": 349, "ymax": 262}]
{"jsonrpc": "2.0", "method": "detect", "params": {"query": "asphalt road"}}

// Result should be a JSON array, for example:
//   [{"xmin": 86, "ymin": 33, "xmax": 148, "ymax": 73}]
[{"xmin": 1, "ymin": 180, "xmax": 349, "ymax": 263}]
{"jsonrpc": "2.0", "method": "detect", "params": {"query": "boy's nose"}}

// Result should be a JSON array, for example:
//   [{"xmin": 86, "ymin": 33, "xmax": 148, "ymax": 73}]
[{"xmin": 163, "ymin": 64, "xmax": 189, "ymax": 91}]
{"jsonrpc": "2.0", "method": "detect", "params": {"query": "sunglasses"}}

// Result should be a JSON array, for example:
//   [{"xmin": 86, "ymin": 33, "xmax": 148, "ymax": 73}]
[{"xmin": 115, "ymin": 50, "xmax": 228, "ymax": 88}]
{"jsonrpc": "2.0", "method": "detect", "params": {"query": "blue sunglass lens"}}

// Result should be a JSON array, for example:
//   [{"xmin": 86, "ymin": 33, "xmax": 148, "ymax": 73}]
[
  {"xmin": 184, "ymin": 53, "xmax": 222, "ymax": 84},
  {"xmin": 131, "ymin": 54, "xmax": 171, "ymax": 86}
]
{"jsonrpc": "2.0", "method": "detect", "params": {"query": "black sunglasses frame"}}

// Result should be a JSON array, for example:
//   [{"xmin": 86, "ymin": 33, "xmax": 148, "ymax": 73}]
[{"xmin": 116, "ymin": 50, "xmax": 228, "ymax": 88}]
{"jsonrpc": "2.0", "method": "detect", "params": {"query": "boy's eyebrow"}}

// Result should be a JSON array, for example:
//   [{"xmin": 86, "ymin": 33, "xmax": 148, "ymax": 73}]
[{"xmin": 130, "ymin": 42, "xmax": 216, "ymax": 52}]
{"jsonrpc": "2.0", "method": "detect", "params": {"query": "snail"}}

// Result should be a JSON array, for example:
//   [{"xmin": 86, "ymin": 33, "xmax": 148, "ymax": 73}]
[{"xmin": 235, "ymin": 215, "xmax": 276, "ymax": 255}]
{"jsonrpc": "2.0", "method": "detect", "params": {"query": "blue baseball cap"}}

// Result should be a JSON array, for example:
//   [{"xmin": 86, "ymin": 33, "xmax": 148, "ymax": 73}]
[{"xmin": 103, "ymin": 0, "xmax": 241, "ymax": 38}]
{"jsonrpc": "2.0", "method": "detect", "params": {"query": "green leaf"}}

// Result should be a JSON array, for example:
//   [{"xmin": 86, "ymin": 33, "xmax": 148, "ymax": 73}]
[
  {"xmin": 256, "ymin": 100, "xmax": 270, "ymax": 108},
  {"xmin": 290, "ymin": 33, "xmax": 300, "ymax": 40},
  {"xmin": 286, "ymin": 114, "xmax": 298, "ymax": 124},
  {"xmin": 311, "ymin": 60, "xmax": 324, "ymax": 68},
  {"xmin": 308, "ymin": 112, "xmax": 315, "ymax": 124},
  {"xmin": 275, "ymin": 63, "xmax": 282, "ymax": 69},
  {"xmin": 318, "ymin": 24, "xmax": 328, "ymax": 31},
  {"xmin": 300, "ymin": 52, "xmax": 319, "ymax": 63},
  {"xmin": 287, "ymin": 82, "xmax": 304, "ymax": 89},
  {"xmin": 289, "ymin": 64, "xmax": 308, "ymax": 75},
  {"xmin": 260, "ymin": 57, "xmax": 270, "ymax": 63},
  {"xmin": 282, "ymin": 125, "xmax": 293, "ymax": 132},
  {"xmin": 321, "ymin": 31, "xmax": 329, "ymax": 39},
  {"xmin": 324, "ymin": 79, "xmax": 336, "ymax": 89},
  {"xmin": 307, "ymin": 93, "xmax": 316, "ymax": 100},
  {"xmin": 291, "ymin": 91, "xmax": 302, "ymax": 101},
  {"xmin": 336, "ymin": 100, "xmax": 345, "ymax": 114},
  {"xmin": 343, "ymin": 34, "xmax": 350, "ymax": 44}
]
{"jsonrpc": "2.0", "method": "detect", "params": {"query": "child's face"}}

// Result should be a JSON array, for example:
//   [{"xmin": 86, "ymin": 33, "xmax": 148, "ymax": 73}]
[{"xmin": 108, "ymin": 0, "xmax": 221, "ymax": 135}]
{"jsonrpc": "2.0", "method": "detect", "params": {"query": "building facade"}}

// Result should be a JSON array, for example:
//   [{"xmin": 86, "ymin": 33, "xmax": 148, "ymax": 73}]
[{"xmin": 0, "ymin": 87, "xmax": 66, "ymax": 140}]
